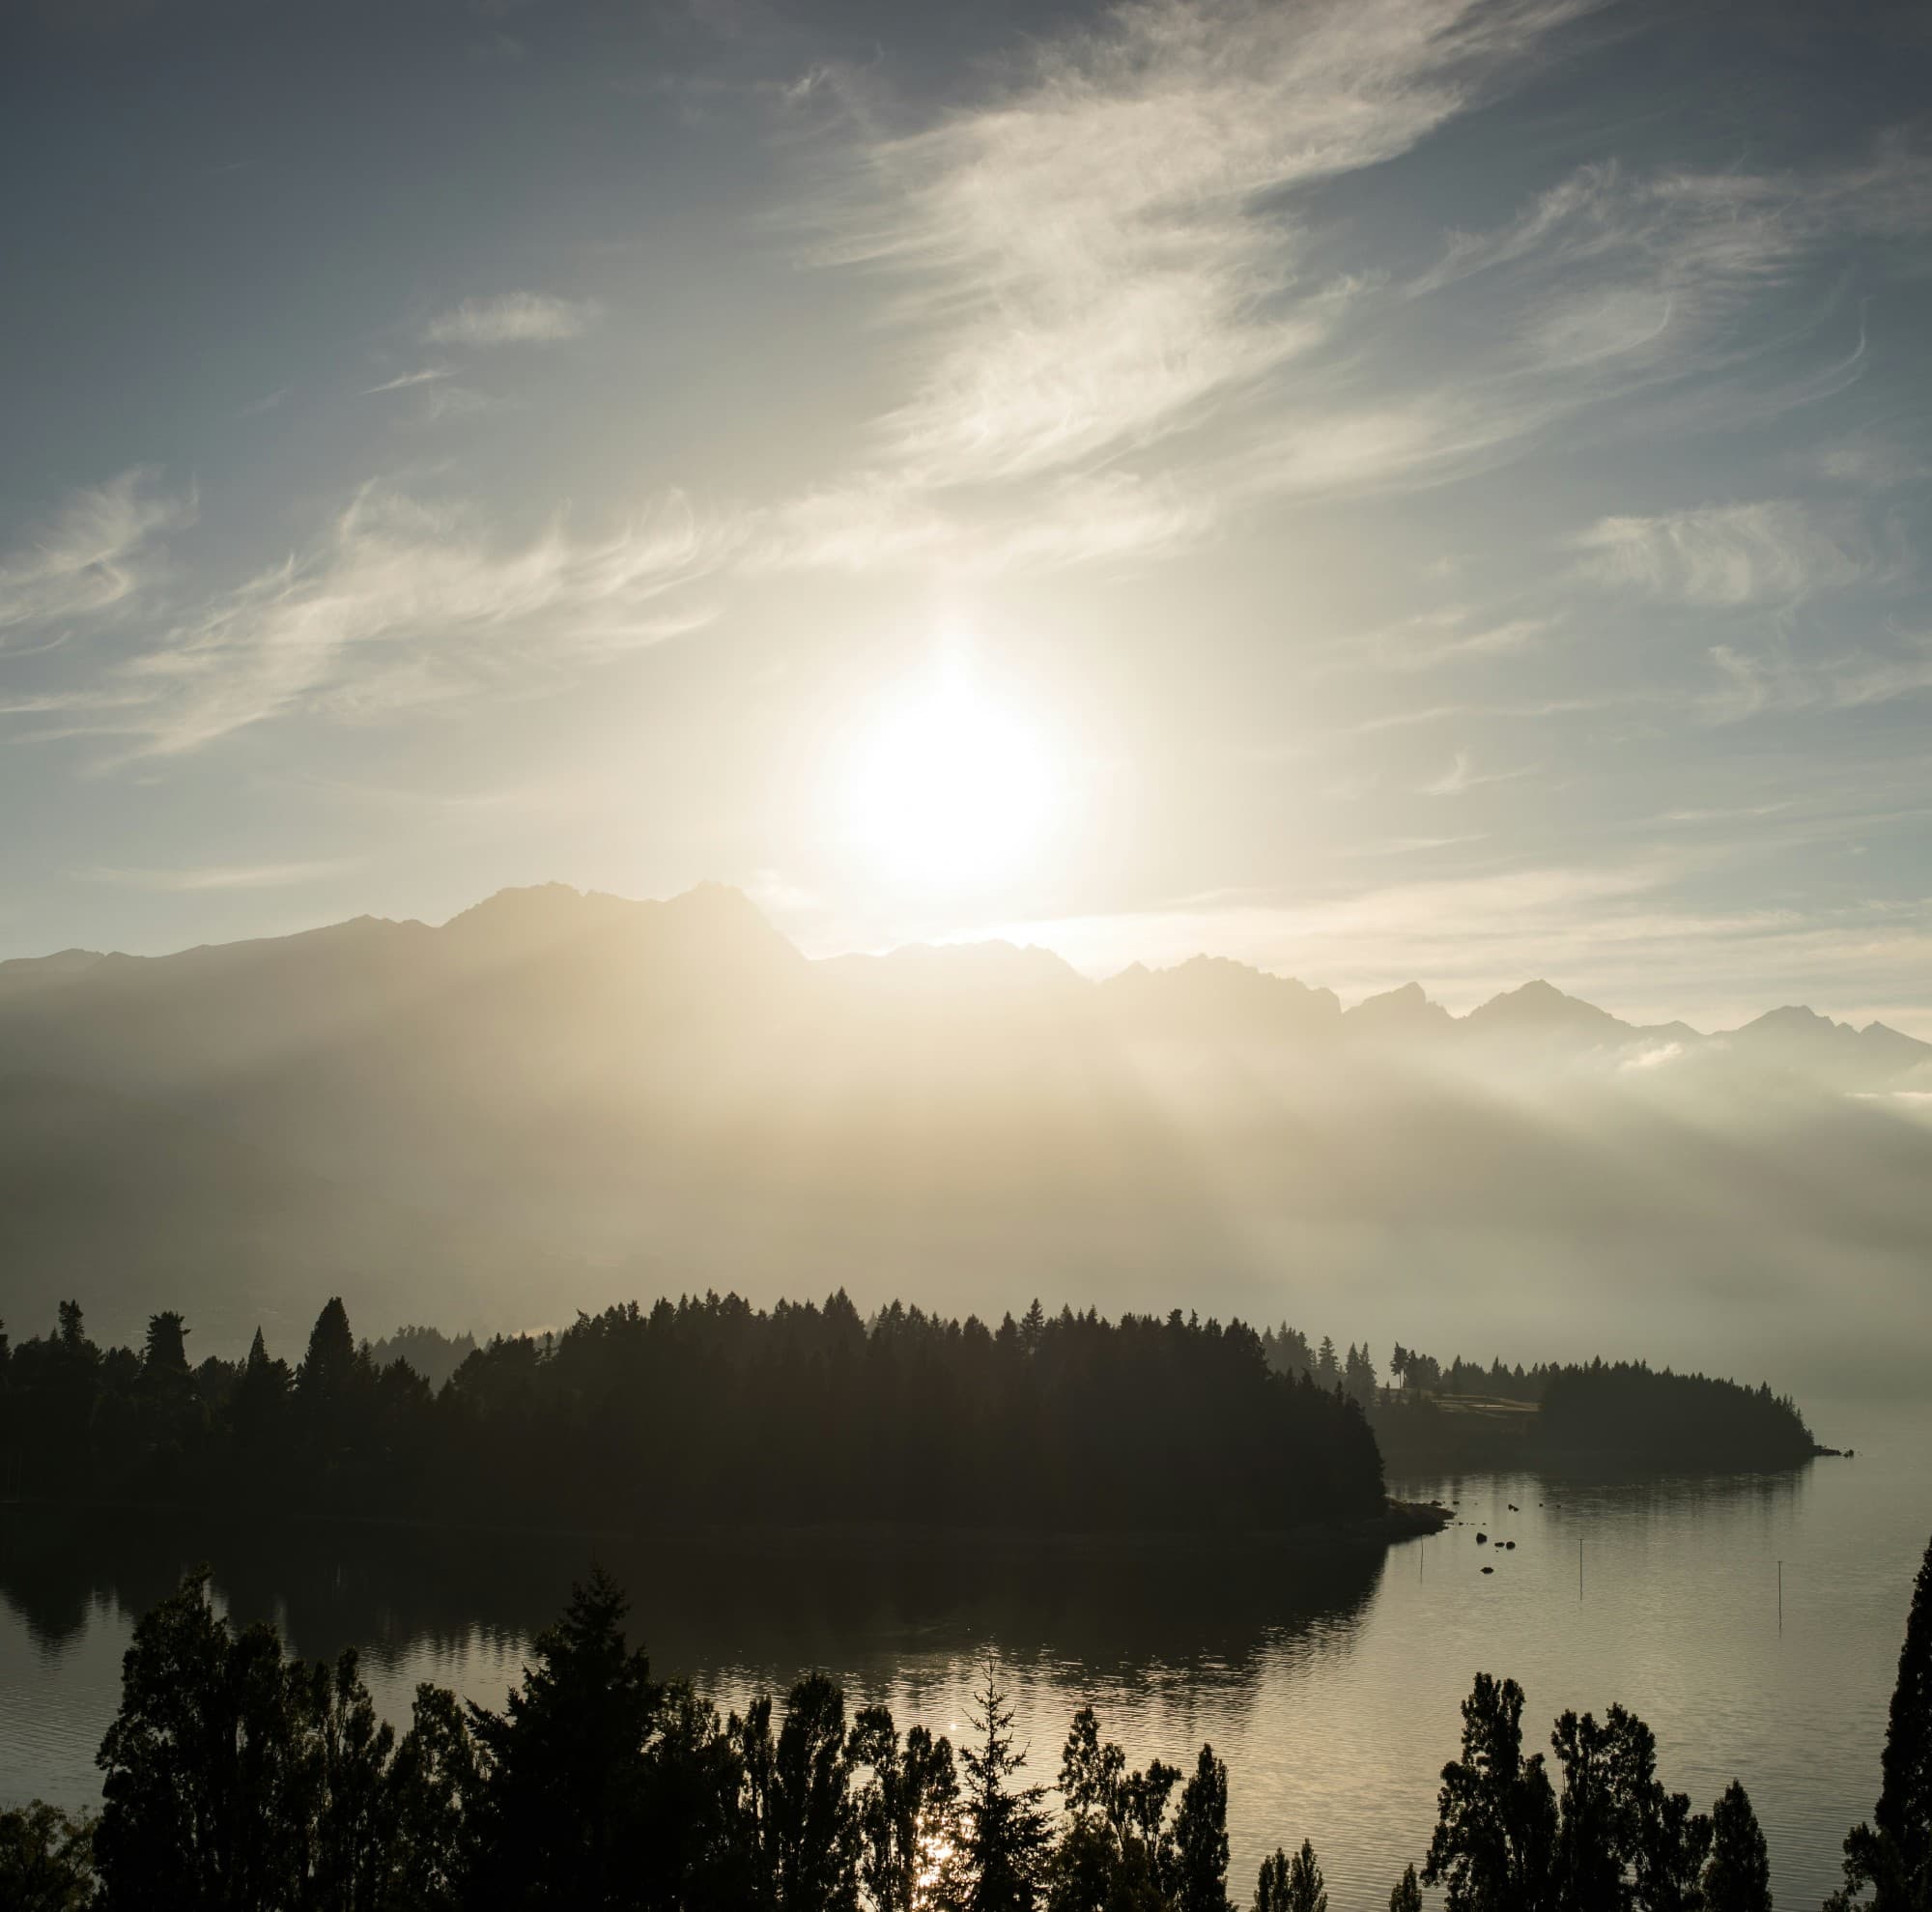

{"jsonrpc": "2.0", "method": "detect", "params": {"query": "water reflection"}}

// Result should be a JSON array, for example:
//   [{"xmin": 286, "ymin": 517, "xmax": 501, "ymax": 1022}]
[
  {"xmin": 0, "ymin": 1510, "xmax": 1387, "ymax": 1704},
  {"xmin": 1, "ymin": 1430, "xmax": 1919, "ymax": 1912}
]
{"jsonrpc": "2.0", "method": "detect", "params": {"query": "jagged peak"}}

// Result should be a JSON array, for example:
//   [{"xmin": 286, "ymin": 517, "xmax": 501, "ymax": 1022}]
[
  {"xmin": 1346, "ymin": 981, "xmax": 1453, "ymax": 1028},
  {"xmin": 1466, "ymin": 979, "xmax": 1621, "ymax": 1026}
]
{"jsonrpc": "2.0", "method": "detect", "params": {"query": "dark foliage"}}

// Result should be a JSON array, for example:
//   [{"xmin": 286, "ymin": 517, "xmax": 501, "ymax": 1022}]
[
  {"xmin": 13, "ymin": 1561, "xmax": 1826, "ymax": 1912},
  {"xmin": 0, "ymin": 1802, "xmax": 96, "ymax": 1911},
  {"xmin": 0, "ymin": 1294, "xmax": 1385, "ymax": 1534},
  {"xmin": 1535, "ymin": 1362, "xmax": 1813, "ymax": 1469},
  {"xmin": 1832, "ymin": 1528, "xmax": 1932, "ymax": 1909},
  {"xmin": 1262, "ymin": 1324, "xmax": 1813, "ymax": 1471},
  {"xmin": 1702, "ymin": 1782, "xmax": 1771, "ymax": 1912}
]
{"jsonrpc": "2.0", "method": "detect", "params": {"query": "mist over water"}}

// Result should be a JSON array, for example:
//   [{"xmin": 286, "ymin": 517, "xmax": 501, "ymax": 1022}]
[{"xmin": 6, "ymin": 1397, "xmax": 1923, "ymax": 1909}]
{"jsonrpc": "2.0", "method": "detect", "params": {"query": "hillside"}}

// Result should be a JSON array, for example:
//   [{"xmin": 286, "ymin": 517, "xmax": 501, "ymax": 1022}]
[{"xmin": 0, "ymin": 884, "xmax": 1927, "ymax": 1384}]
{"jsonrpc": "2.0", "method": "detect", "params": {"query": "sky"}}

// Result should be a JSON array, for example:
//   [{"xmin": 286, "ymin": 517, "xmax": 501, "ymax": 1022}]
[{"xmin": 4, "ymin": 0, "xmax": 1932, "ymax": 1034}]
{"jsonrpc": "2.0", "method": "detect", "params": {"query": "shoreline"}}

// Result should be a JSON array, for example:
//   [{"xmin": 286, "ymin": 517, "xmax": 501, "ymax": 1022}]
[{"xmin": 0, "ymin": 1495, "xmax": 1445, "ymax": 1556}]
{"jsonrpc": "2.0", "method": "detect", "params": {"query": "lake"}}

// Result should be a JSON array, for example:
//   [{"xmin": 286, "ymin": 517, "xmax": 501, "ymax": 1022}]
[{"xmin": 3, "ymin": 1397, "xmax": 1925, "ymax": 1908}]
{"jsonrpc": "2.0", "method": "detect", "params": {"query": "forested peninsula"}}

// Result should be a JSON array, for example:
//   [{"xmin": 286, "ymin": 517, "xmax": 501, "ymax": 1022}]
[
  {"xmin": 0, "ymin": 1295, "xmax": 1819, "ymax": 1547},
  {"xmin": 0, "ymin": 1296, "xmax": 1390, "ymax": 1537},
  {"xmin": 1258, "ymin": 1327, "xmax": 1821, "ymax": 1474}
]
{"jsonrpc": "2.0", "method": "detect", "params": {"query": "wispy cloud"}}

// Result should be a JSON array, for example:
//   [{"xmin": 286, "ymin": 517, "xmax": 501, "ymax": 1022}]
[
  {"xmin": 1417, "ymin": 750, "xmax": 1534, "ymax": 796},
  {"xmin": 752, "ymin": 468, "xmax": 1215, "ymax": 576},
  {"xmin": 1330, "ymin": 607, "xmax": 1553, "ymax": 675},
  {"xmin": 0, "ymin": 470, "xmax": 196, "ymax": 634},
  {"xmin": 420, "ymin": 291, "xmax": 601, "ymax": 347},
  {"xmin": 1576, "ymin": 501, "xmax": 1895, "ymax": 606},
  {"xmin": 77, "ymin": 858, "xmax": 359, "ymax": 893},
  {"xmin": 768, "ymin": 0, "xmax": 1591, "ymax": 566},
  {"xmin": 776, "ymin": 3, "xmax": 1932, "ymax": 579},
  {"xmin": 363, "ymin": 366, "xmax": 457, "ymax": 395},
  {"xmin": 828, "ymin": 0, "xmax": 1589, "ymax": 486},
  {"xmin": 73, "ymin": 482, "xmax": 734, "ymax": 756}
]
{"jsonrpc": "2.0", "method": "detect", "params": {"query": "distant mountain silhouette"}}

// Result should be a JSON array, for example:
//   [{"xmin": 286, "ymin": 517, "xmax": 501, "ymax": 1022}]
[
  {"xmin": 1341, "ymin": 981, "xmax": 1457, "ymax": 1039},
  {"xmin": 1, "ymin": 882, "xmax": 1927, "ymax": 1366}
]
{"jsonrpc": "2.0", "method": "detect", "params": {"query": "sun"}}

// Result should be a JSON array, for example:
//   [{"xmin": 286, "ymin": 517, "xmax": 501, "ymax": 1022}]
[{"xmin": 837, "ymin": 649, "xmax": 1060, "ymax": 897}]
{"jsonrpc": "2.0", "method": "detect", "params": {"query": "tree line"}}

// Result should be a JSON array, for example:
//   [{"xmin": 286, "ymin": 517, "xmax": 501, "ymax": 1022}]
[
  {"xmin": 0, "ymin": 1558, "xmax": 1779, "ymax": 1912},
  {"xmin": 1258, "ymin": 1327, "xmax": 1815, "ymax": 1470},
  {"xmin": 0, "ymin": 1294, "xmax": 1385, "ymax": 1534},
  {"xmin": 14, "ymin": 1522, "xmax": 1932, "ymax": 1909}
]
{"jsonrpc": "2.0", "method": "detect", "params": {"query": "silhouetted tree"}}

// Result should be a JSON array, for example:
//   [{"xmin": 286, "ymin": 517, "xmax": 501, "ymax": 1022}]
[
  {"xmin": 1253, "ymin": 1849, "xmax": 1293, "ymax": 1911},
  {"xmin": 757, "ymin": 1676, "xmax": 858, "ymax": 1912},
  {"xmin": 1253, "ymin": 1841, "xmax": 1325, "ymax": 1912},
  {"xmin": 0, "ymin": 1803, "xmax": 96, "ymax": 1910},
  {"xmin": 1551, "ymin": 1701, "xmax": 1711, "ymax": 1912},
  {"xmin": 851, "ymin": 1705, "xmax": 962, "ymax": 1912},
  {"xmin": 1388, "ymin": 1864, "xmax": 1423, "ymax": 1912},
  {"xmin": 227, "ymin": 1327, "xmax": 292, "ymax": 1467},
  {"xmin": 1833, "ymin": 1530, "xmax": 1932, "ymax": 1909},
  {"xmin": 384, "ymin": 1685, "xmax": 482, "ymax": 1912},
  {"xmin": 1171, "ymin": 1744, "xmax": 1233, "ymax": 1912},
  {"xmin": 305, "ymin": 1645, "xmax": 399, "ymax": 1910},
  {"xmin": 1423, "ymin": 1674, "xmax": 1557, "ymax": 1912},
  {"xmin": 961, "ymin": 1665, "xmax": 1051, "ymax": 1911},
  {"xmin": 466, "ymin": 1567, "xmax": 665, "ymax": 1909},
  {"xmin": 94, "ymin": 1570, "xmax": 370, "ymax": 1911},
  {"xmin": 1701, "ymin": 1782, "xmax": 1770, "ymax": 1912},
  {"xmin": 299, "ymin": 1298, "xmax": 358, "ymax": 1405}
]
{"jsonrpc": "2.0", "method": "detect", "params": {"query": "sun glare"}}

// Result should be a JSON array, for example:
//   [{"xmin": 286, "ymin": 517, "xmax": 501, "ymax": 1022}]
[{"xmin": 837, "ymin": 650, "xmax": 1060, "ymax": 897}]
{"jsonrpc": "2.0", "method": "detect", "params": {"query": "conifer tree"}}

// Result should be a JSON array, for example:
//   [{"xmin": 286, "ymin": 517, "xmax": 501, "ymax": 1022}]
[
  {"xmin": 1833, "ymin": 1530, "xmax": 1932, "ymax": 1909},
  {"xmin": 465, "ymin": 1567, "xmax": 664, "ymax": 1909},
  {"xmin": 298, "ymin": 1298, "xmax": 357, "ymax": 1402},
  {"xmin": 1389, "ymin": 1864, "xmax": 1424, "ymax": 1911},
  {"xmin": 961, "ymin": 1664, "xmax": 1051, "ymax": 1912},
  {"xmin": 1701, "ymin": 1782, "xmax": 1770, "ymax": 1912}
]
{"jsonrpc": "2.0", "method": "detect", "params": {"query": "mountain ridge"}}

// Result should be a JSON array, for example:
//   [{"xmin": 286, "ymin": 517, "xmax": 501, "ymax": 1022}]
[
  {"xmin": 2, "ymin": 879, "xmax": 1925, "ymax": 1068},
  {"xmin": 1, "ymin": 880, "xmax": 1928, "ymax": 1369}
]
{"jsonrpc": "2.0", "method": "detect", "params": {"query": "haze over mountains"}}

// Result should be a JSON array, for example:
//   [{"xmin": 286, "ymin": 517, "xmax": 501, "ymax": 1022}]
[{"xmin": 4, "ymin": 884, "xmax": 1927, "ymax": 1391}]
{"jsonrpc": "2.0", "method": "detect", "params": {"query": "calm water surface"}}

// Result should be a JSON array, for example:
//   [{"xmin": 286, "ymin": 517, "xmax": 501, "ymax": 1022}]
[{"xmin": 3, "ymin": 1397, "xmax": 1925, "ymax": 1909}]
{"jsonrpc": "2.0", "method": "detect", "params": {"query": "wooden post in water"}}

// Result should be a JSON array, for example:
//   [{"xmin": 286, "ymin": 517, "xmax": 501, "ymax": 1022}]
[
  {"xmin": 1578, "ymin": 1535, "xmax": 1583, "ymax": 1602},
  {"xmin": 1777, "ymin": 1559, "xmax": 1782, "ymax": 1632}
]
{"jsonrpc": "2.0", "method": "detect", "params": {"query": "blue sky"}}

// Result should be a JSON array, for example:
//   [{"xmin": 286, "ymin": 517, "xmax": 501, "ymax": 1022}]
[{"xmin": 4, "ymin": 0, "xmax": 1931, "ymax": 1032}]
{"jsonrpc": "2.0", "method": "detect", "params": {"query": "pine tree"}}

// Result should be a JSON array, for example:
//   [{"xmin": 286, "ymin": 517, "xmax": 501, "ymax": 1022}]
[
  {"xmin": 1701, "ymin": 1782, "xmax": 1771, "ymax": 1912},
  {"xmin": 142, "ymin": 1312, "xmax": 188, "ymax": 1375},
  {"xmin": 298, "ymin": 1298, "xmax": 356, "ymax": 1402},
  {"xmin": 465, "ymin": 1567, "xmax": 664, "ymax": 1909},
  {"xmin": 1389, "ymin": 1864, "xmax": 1423, "ymax": 1911},
  {"xmin": 961, "ymin": 1663, "xmax": 1051, "ymax": 1912},
  {"xmin": 1833, "ymin": 1530, "xmax": 1932, "ymax": 1909}
]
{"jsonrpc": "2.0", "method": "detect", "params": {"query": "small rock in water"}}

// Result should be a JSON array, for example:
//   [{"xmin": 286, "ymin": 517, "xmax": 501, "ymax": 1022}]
[
  {"xmin": 1482, "ymin": 1565, "xmax": 1494, "ymax": 1575},
  {"xmin": 1476, "ymin": 1532, "xmax": 1489, "ymax": 1545}
]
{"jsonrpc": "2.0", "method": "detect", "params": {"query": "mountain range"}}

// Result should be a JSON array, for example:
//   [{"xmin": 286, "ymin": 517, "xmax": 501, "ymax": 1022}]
[{"xmin": 1, "ymin": 883, "xmax": 1926, "ymax": 1383}]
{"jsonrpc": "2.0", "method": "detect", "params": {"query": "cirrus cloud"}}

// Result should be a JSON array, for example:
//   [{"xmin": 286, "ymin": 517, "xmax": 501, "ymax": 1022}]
[{"xmin": 420, "ymin": 291, "xmax": 602, "ymax": 347}]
